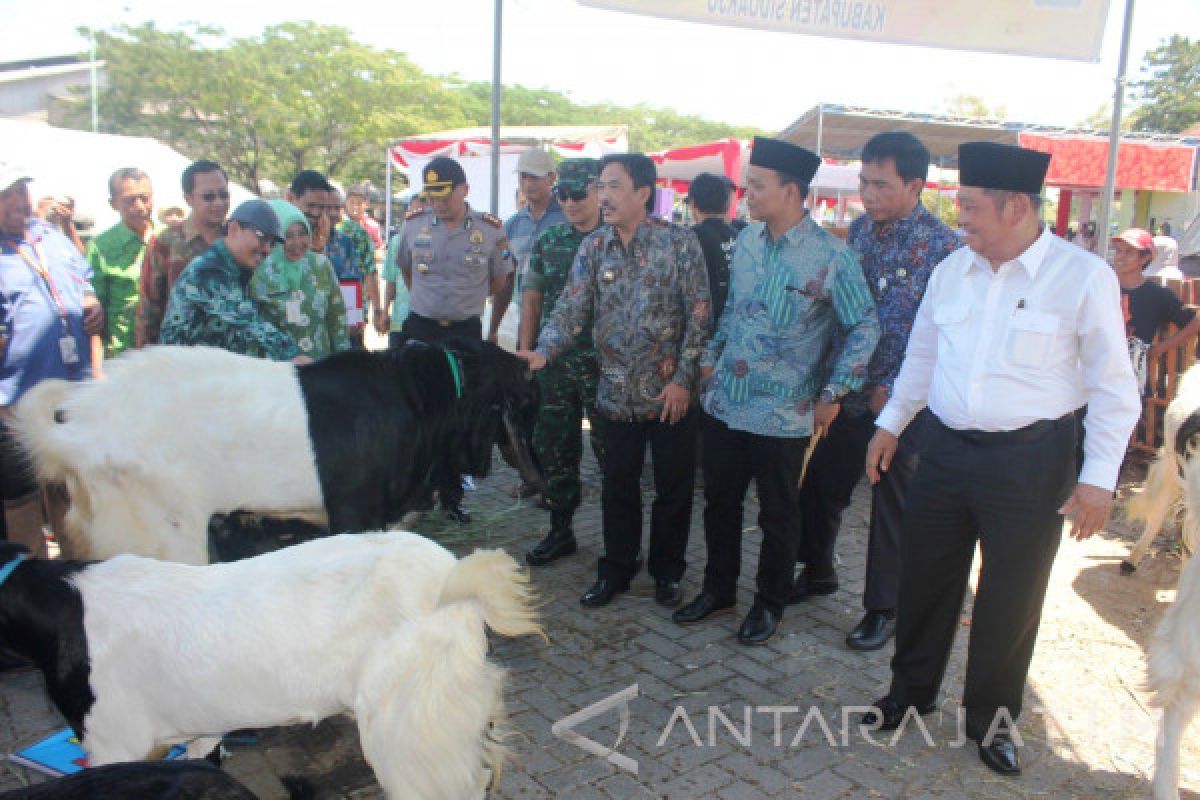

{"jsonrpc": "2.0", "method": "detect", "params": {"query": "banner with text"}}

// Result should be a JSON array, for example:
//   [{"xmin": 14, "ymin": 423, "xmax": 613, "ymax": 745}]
[{"xmin": 578, "ymin": 0, "xmax": 1112, "ymax": 62}]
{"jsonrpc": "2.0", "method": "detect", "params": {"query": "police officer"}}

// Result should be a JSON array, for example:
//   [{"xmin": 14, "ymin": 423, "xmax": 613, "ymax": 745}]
[
  {"xmin": 861, "ymin": 142, "xmax": 1140, "ymax": 776},
  {"xmin": 518, "ymin": 158, "xmax": 606, "ymax": 567},
  {"xmin": 392, "ymin": 156, "xmax": 516, "ymax": 522}
]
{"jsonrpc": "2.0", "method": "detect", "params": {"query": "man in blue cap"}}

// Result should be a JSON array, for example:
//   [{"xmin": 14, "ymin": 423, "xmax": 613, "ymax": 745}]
[
  {"xmin": 161, "ymin": 199, "xmax": 302, "ymax": 362},
  {"xmin": 861, "ymin": 142, "xmax": 1140, "ymax": 776}
]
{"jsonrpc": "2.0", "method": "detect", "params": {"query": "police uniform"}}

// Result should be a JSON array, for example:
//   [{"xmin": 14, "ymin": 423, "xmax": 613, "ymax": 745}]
[
  {"xmin": 866, "ymin": 143, "xmax": 1140, "ymax": 773},
  {"xmin": 394, "ymin": 206, "xmax": 513, "ymax": 345},
  {"xmin": 393, "ymin": 158, "xmax": 515, "ymax": 520}
]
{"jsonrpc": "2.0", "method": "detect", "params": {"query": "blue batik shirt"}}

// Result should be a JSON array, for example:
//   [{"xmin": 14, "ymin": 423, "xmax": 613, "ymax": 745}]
[
  {"xmin": 701, "ymin": 215, "xmax": 880, "ymax": 438},
  {"xmin": 842, "ymin": 201, "xmax": 960, "ymax": 415}
]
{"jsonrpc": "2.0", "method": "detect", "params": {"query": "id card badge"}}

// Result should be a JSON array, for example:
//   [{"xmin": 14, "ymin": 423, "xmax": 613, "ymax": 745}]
[
  {"xmin": 59, "ymin": 335, "xmax": 79, "ymax": 365},
  {"xmin": 285, "ymin": 299, "xmax": 303, "ymax": 325}
]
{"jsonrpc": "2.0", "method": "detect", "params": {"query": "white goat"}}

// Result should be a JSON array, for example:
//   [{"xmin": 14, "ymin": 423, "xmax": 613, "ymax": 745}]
[
  {"xmin": 1125, "ymin": 363, "xmax": 1200, "ymax": 573},
  {"xmin": 0, "ymin": 532, "xmax": 540, "ymax": 800}
]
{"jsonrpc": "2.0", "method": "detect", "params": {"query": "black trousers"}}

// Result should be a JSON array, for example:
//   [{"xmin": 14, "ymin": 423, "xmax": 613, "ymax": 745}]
[
  {"xmin": 797, "ymin": 410, "xmax": 876, "ymax": 572},
  {"xmin": 702, "ymin": 413, "xmax": 809, "ymax": 613},
  {"xmin": 889, "ymin": 413, "xmax": 1077, "ymax": 740},
  {"xmin": 863, "ymin": 412, "xmax": 926, "ymax": 612},
  {"xmin": 598, "ymin": 409, "xmax": 697, "ymax": 585},
  {"xmin": 395, "ymin": 313, "xmax": 483, "ymax": 509}
]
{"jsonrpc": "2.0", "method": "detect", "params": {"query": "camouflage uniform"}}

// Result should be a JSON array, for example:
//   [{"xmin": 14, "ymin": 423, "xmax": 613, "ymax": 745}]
[
  {"xmin": 527, "ymin": 218, "xmax": 606, "ymax": 515},
  {"xmin": 160, "ymin": 240, "xmax": 299, "ymax": 360}
]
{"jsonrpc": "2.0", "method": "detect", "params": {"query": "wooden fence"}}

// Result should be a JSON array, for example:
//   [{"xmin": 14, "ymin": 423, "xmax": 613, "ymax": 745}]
[{"xmin": 1131, "ymin": 278, "xmax": 1200, "ymax": 456}]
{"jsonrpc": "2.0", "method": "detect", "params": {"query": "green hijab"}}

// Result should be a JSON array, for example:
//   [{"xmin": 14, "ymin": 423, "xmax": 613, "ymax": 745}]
[{"xmin": 266, "ymin": 199, "xmax": 311, "ymax": 287}]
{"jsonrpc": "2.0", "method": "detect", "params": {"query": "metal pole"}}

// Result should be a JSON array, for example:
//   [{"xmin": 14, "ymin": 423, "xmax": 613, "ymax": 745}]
[
  {"xmin": 1097, "ymin": 0, "xmax": 1136, "ymax": 254},
  {"xmin": 89, "ymin": 36, "xmax": 98, "ymax": 133},
  {"xmin": 489, "ymin": 0, "xmax": 503, "ymax": 215},
  {"xmin": 815, "ymin": 102, "xmax": 824, "ymax": 156},
  {"xmin": 384, "ymin": 146, "xmax": 393, "ymax": 239}
]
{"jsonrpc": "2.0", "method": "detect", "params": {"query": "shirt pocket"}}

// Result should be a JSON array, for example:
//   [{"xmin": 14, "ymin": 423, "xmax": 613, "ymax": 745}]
[
  {"xmin": 1005, "ymin": 310, "xmax": 1058, "ymax": 369},
  {"xmin": 933, "ymin": 302, "xmax": 971, "ymax": 358}
]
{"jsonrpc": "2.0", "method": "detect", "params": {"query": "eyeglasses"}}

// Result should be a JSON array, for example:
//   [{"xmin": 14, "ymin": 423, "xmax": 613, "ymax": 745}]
[
  {"xmin": 554, "ymin": 186, "xmax": 590, "ymax": 203},
  {"xmin": 199, "ymin": 189, "xmax": 230, "ymax": 203}
]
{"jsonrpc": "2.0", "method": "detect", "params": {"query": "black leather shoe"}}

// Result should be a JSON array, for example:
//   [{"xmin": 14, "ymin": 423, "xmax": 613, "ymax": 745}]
[
  {"xmin": 858, "ymin": 696, "xmax": 937, "ymax": 731},
  {"xmin": 787, "ymin": 566, "xmax": 838, "ymax": 604},
  {"xmin": 443, "ymin": 504, "xmax": 472, "ymax": 525},
  {"xmin": 673, "ymin": 592, "xmax": 735, "ymax": 626},
  {"xmin": 654, "ymin": 579, "xmax": 683, "ymax": 608},
  {"xmin": 525, "ymin": 528, "xmax": 577, "ymax": 567},
  {"xmin": 581, "ymin": 578, "xmax": 627, "ymax": 608},
  {"xmin": 736, "ymin": 604, "xmax": 781, "ymax": 645},
  {"xmin": 976, "ymin": 732, "xmax": 1020, "ymax": 775},
  {"xmin": 845, "ymin": 610, "xmax": 896, "ymax": 651}
]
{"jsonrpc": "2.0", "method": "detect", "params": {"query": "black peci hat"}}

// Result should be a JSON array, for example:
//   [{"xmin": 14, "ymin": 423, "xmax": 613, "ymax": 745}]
[
  {"xmin": 958, "ymin": 142, "xmax": 1051, "ymax": 194},
  {"xmin": 749, "ymin": 137, "xmax": 822, "ymax": 185}
]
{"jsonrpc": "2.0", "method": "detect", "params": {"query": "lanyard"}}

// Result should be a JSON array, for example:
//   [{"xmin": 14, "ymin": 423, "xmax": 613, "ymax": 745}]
[{"xmin": 16, "ymin": 241, "xmax": 70, "ymax": 325}]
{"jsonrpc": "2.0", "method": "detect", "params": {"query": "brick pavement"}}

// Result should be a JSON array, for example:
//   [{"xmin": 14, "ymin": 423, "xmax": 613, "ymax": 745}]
[{"xmin": 0, "ymin": 445, "xmax": 1194, "ymax": 799}]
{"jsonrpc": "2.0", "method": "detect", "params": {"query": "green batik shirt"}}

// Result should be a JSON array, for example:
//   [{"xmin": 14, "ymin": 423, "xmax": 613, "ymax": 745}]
[
  {"xmin": 160, "ymin": 240, "xmax": 299, "ymax": 360},
  {"xmin": 525, "ymin": 223, "xmax": 598, "ymax": 355},
  {"xmin": 85, "ymin": 222, "xmax": 151, "ymax": 355},
  {"xmin": 337, "ymin": 217, "xmax": 376, "ymax": 276},
  {"xmin": 700, "ymin": 215, "xmax": 881, "ymax": 438},
  {"xmin": 250, "ymin": 250, "xmax": 352, "ymax": 361}
]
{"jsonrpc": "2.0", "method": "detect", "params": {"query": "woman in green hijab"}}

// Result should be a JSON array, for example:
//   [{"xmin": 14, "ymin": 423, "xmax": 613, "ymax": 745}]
[{"xmin": 251, "ymin": 199, "xmax": 351, "ymax": 360}]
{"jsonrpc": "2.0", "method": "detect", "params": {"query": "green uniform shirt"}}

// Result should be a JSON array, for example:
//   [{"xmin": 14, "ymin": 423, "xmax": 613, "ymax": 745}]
[
  {"xmin": 160, "ymin": 240, "xmax": 299, "ymax": 361},
  {"xmin": 525, "ymin": 222, "xmax": 597, "ymax": 353},
  {"xmin": 86, "ymin": 222, "xmax": 150, "ymax": 356}
]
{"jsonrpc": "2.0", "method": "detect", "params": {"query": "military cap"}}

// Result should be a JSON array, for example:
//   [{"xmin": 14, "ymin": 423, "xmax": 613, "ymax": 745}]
[
  {"xmin": 556, "ymin": 158, "xmax": 600, "ymax": 193},
  {"xmin": 749, "ymin": 136, "xmax": 821, "ymax": 185},
  {"xmin": 958, "ymin": 142, "xmax": 1051, "ymax": 194},
  {"xmin": 422, "ymin": 157, "xmax": 467, "ymax": 198}
]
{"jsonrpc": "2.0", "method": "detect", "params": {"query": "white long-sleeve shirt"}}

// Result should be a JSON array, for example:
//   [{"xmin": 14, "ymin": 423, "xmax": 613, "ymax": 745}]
[{"xmin": 876, "ymin": 227, "xmax": 1140, "ymax": 491}]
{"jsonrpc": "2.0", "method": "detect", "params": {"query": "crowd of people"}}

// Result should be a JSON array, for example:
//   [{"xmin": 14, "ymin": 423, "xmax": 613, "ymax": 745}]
[{"xmin": 0, "ymin": 125, "xmax": 1191, "ymax": 779}]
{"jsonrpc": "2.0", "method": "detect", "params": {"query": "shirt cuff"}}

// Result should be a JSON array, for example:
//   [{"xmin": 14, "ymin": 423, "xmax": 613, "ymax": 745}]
[
  {"xmin": 1077, "ymin": 460, "xmax": 1119, "ymax": 494},
  {"xmin": 874, "ymin": 405, "xmax": 909, "ymax": 437}
]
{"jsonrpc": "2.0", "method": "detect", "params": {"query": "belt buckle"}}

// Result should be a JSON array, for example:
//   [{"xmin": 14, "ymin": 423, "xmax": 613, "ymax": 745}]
[{"xmin": 439, "ymin": 319, "xmax": 451, "ymax": 327}]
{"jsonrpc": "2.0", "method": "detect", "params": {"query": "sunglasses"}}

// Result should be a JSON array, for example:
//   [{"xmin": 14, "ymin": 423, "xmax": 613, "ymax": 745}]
[
  {"xmin": 199, "ymin": 189, "xmax": 230, "ymax": 203},
  {"xmin": 554, "ymin": 186, "xmax": 590, "ymax": 202}
]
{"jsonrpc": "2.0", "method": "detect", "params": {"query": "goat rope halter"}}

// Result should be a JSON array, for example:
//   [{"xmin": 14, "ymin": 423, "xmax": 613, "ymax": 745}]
[
  {"xmin": 0, "ymin": 553, "xmax": 27, "ymax": 587},
  {"xmin": 445, "ymin": 351, "xmax": 464, "ymax": 400}
]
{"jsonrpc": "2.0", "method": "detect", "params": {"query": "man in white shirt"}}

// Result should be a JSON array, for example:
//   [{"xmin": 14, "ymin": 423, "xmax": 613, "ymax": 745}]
[{"xmin": 861, "ymin": 142, "xmax": 1140, "ymax": 777}]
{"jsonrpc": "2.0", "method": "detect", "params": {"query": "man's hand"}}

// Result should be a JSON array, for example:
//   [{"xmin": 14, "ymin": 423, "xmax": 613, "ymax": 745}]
[
  {"xmin": 865, "ymin": 428, "xmax": 899, "ymax": 485},
  {"xmin": 515, "ymin": 350, "xmax": 547, "ymax": 371},
  {"xmin": 81, "ymin": 295, "xmax": 104, "ymax": 336},
  {"xmin": 1059, "ymin": 483, "xmax": 1114, "ymax": 541},
  {"xmin": 291, "ymin": 354, "xmax": 315, "ymax": 365},
  {"xmin": 868, "ymin": 385, "xmax": 889, "ymax": 416},
  {"xmin": 813, "ymin": 400, "xmax": 840, "ymax": 437},
  {"xmin": 656, "ymin": 382, "xmax": 691, "ymax": 424}
]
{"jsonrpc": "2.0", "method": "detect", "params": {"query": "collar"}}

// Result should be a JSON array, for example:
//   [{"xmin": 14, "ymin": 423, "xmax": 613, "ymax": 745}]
[
  {"xmin": 757, "ymin": 213, "xmax": 815, "ymax": 246},
  {"xmin": 514, "ymin": 197, "xmax": 562, "ymax": 224},
  {"xmin": 0, "ymin": 218, "xmax": 50, "ymax": 251},
  {"xmin": 183, "ymin": 215, "xmax": 213, "ymax": 245},
  {"xmin": 601, "ymin": 218, "xmax": 655, "ymax": 251},
  {"xmin": 866, "ymin": 201, "xmax": 926, "ymax": 236},
  {"xmin": 966, "ymin": 226, "xmax": 1053, "ymax": 279},
  {"xmin": 0, "ymin": 553, "xmax": 26, "ymax": 587},
  {"xmin": 432, "ymin": 206, "xmax": 473, "ymax": 230}
]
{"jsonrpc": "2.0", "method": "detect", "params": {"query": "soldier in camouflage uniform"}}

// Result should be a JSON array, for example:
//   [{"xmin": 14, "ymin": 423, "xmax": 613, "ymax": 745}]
[
  {"xmin": 160, "ymin": 199, "xmax": 300, "ymax": 361},
  {"xmin": 518, "ymin": 159, "xmax": 606, "ymax": 567}
]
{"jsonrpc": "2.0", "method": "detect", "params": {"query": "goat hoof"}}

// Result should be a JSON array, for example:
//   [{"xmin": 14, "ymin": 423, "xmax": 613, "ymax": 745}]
[{"xmin": 1120, "ymin": 560, "xmax": 1137, "ymax": 575}]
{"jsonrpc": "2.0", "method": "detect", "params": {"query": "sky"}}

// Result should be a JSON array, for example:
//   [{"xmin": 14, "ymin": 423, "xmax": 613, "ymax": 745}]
[{"xmin": 3, "ymin": 0, "xmax": 1197, "ymax": 134}]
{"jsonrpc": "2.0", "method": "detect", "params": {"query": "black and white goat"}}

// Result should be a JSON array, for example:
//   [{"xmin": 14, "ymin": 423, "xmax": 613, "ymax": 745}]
[
  {"xmin": 0, "ymin": 532, "xmax": 540, "ymax": 799},
  {"xmin": 12, "ymin": 341, "xmax": 541, "ymax": 564},
  {"xmin": 1125, "ymin": 362, "xmax": 1200, "ymax": 573}
]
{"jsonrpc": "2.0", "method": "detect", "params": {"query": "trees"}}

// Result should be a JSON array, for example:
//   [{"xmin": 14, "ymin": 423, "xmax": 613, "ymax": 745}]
[
  {"xmin": 1129, "ymin": 35, "xmax": 1200, "ymax": 134},
  {"xmin": 65, "ymin": 22, "xmax": 761, "ymax": 191}
]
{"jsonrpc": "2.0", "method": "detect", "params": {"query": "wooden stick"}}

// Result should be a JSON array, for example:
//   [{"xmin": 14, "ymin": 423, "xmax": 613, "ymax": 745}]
[{"xmin": 798, "ymin": 428, "xmax": 824, "ymax": 487}]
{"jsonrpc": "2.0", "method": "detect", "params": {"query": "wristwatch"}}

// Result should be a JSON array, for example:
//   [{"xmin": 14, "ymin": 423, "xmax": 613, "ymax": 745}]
[{"xmin": 819, "ymin": 384, "xmax": 847, "ymax": 405}]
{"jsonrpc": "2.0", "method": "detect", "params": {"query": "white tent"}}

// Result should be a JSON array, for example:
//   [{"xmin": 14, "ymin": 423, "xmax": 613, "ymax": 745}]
[{"xmin": 0, "ymin": 120, "xmax": 255, "ymax": 234}]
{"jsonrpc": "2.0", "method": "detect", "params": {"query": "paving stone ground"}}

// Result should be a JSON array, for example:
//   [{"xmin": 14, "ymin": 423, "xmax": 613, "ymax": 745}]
[{"xmin": 0, "ymin": 446, "xmax": 1195, "ymax": 799}]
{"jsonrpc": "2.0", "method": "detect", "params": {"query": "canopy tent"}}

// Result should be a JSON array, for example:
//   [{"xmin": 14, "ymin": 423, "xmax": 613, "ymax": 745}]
[
  {"xmin": 1018, "ymin": 132, "xmax": 1198, "ymax": 193},
  {"xmin": 0, "ymin": 119, "xmax": 255, "ymax": 234},
  {"xmin": 385, "ymin": 124, "xmax": 628, "ymax": 229}
]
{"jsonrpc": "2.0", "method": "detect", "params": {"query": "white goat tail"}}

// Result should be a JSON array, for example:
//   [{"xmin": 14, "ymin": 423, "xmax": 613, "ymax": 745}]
[{"xmin": 438, "ymin": 549, "xmax": 542, "ymax": 640}]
